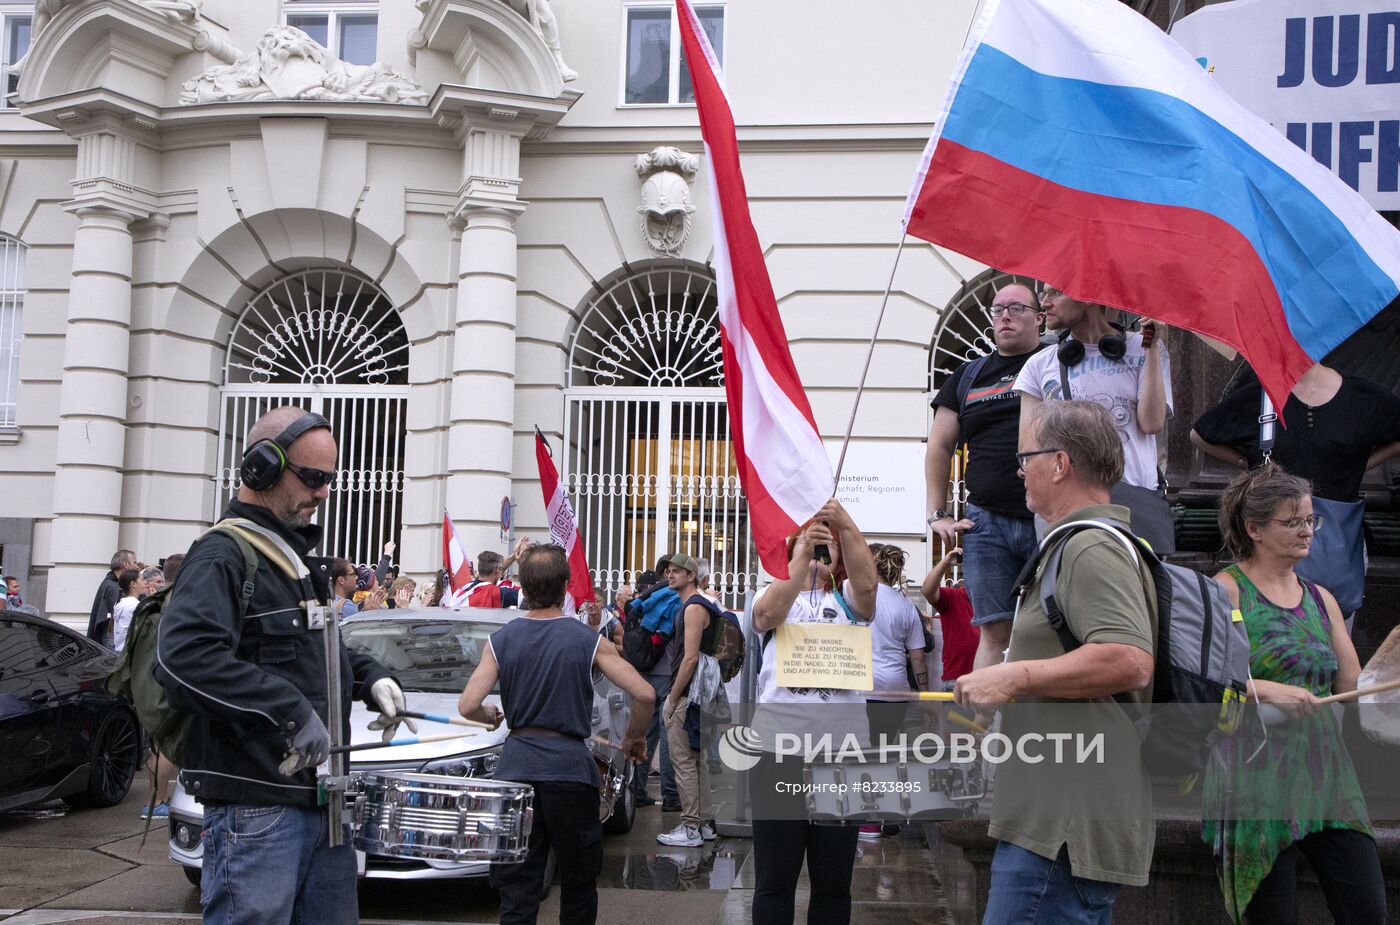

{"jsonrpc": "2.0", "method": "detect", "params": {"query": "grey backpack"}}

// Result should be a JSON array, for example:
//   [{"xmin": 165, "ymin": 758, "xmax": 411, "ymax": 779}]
[{"xmin": 1028, "ymin": 519, "xmax": 1251, "ymax": 777}]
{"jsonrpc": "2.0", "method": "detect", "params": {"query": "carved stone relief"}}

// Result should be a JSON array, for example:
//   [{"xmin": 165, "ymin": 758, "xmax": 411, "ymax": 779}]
[
  {"xmin": 179, "ymin": 25, "xmax": 428, "ymax": 105},
  {"xmin": 635, "ymin": 146, "xmax": 699, "ymax": 256}
]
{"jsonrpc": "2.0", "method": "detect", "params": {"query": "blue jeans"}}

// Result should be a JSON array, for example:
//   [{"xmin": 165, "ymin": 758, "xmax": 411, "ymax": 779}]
[
  {"xmin": 201, "ymin": 803, "xmax": 358, "ymax": 925},
  {"xmin": 636, "ymin": 672, "xmax": 679, "ymax": 804},
  {"xmin": 961, "ymin": 503, "xmax": 1038, "ymax": 626},
  {"xmin": 982, "ymin": 842, "xmax": 1121, "ymax": 925}
]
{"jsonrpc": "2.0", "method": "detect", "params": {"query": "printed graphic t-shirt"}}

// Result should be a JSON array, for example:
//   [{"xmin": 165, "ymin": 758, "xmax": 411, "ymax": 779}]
[
  {"xmin": 1014, "ymin": 334, "xmax": 1173, "ymax": 490},
  {"xmin": 932, "ymin": 350, "xmax": 1038, "ymax": 518}
]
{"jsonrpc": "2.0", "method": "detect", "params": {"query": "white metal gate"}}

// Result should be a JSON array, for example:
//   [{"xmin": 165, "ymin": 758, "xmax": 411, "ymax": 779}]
[
  {"xmin": 216, "ymin": 270, "xmax": 409, "ymax": 566},
  {"xmin": 563, "ymin": 264, "xmax": 757, "ymax": 606}
]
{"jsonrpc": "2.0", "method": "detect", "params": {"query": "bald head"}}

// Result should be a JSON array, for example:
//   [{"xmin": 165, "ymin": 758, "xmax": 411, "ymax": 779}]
[{"xmin": 248, "ymin": 406, "xmax": 315, "ymax": 447}]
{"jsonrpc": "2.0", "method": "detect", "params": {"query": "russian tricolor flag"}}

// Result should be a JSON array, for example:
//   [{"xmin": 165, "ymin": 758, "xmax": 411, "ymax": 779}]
[{"xmin": 906, "ymin": 0, "xmax": 1400, "ymax": 412}]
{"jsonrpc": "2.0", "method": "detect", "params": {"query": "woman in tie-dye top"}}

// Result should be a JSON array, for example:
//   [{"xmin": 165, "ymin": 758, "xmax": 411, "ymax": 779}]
[{"xmin": 1203, "ymin": 466, "xmax": 1383, "ymax": 924}]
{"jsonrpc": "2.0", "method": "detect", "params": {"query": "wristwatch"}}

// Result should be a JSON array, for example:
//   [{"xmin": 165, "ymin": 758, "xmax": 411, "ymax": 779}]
[{"xmin": 927, "ymin": 510, "xmax": 949, "ymax": 524}]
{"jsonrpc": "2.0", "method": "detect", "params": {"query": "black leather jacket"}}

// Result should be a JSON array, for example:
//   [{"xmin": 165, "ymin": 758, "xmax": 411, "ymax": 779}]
[{"xmin": 154, "ymin": 500, "xmax": 391, "ymax": 807}]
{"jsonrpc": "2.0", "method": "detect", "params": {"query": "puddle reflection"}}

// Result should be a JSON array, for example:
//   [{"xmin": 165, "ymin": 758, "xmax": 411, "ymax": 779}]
[
  {"xmin": 607, "ymin": 839, "xmax": 747, "ymax": 892},
  {"xmin": 0, "ymin": 800, "xmax": 70, "ymax": 825}
]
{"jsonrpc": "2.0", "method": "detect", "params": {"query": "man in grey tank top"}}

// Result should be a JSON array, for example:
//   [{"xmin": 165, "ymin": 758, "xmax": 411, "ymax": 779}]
[{"xmin": 458, "ymin": 545, "xmax": 653, "ymax": 925}]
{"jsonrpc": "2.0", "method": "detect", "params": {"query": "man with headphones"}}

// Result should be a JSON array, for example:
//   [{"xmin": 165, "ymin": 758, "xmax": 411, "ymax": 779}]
[
  {"xmin": 1014, "ymin": 287, "xmax": 1172, "ymax": 549},
  {"xmin": 156, "ymin": 406, "xmax": 409, "ymax": 925}
]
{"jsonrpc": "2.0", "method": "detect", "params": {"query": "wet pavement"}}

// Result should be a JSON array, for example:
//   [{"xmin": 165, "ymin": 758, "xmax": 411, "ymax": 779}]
[{"xmin": 0, "ymin": 777, "xmax": 956, "ymax": 924}]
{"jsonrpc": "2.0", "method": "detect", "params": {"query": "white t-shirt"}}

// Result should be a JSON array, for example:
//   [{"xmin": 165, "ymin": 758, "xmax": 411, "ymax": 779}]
[
  {"xmin": 1014, "ymin": 334, "xmax": 1172, "ymax": 490},
  {"xmin": 868, "ymin": 584, "xmax": 926, "ymax": 694},
  {"xmin": 111, "ymin": 596, "xmax": 139, "ymax": 652},
  {"xmin": 753, "ymin": 584, "xmax": 868, "ymax": 706}
]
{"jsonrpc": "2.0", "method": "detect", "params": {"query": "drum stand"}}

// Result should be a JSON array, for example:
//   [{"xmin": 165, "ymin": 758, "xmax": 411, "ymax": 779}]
[{"xmin": 317, "ymin": 602, "xmax": 348, "ymax": 847}]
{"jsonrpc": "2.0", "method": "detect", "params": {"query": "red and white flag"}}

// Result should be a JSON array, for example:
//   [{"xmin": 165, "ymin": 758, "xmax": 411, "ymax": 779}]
[
  {"xmin": 441, "ymin": 511, "xmax": 474, "ymax": 606},
  {"xmin": 675, "ymin": 0, "xmax": 831, "ymax": 580},
  {"xmin": 534, "ymin": 430, "xmax": 596, "ymax": 610}
]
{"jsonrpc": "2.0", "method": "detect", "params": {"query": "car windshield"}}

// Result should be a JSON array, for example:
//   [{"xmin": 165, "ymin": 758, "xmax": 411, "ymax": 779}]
[{"xmin": 341, "ymin": 618, "xmax": 500, "ymax": 694}]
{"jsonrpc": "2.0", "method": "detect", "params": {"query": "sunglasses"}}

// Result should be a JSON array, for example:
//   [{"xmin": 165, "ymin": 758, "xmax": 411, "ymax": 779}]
[{"xmin": 286, "ymin": 461, "xmax": 337, "ymax": 490}]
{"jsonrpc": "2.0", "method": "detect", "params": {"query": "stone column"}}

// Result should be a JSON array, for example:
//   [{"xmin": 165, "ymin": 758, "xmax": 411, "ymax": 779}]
[
  {"xmin": 445, "ymin": 124, "xmax": 527, "ymax": 556},
  {"xmin": 45, "ymin": 203, "xmax": 139, "ymax": 621},
  {"xmin": 446, "ymin": 203, "xmax": 525, "ymax": 555}
]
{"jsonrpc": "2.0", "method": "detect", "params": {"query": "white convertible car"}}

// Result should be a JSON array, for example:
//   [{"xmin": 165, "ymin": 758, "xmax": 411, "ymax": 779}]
[{"xmin": 168, "ymin": 606, "xmax": 634, "ymax": 886}]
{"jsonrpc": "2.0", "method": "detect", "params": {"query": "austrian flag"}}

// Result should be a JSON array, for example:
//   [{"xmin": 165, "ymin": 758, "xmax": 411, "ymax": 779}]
[
  {"xmin": 534, "ymin": 430, "xmax": 596, "ymax": 609},
  {"xmin": 441, "ymin": 511, "xmax": 474, "ymax": 606},
  {"xmin": 675, "ymin": 0, "xmax": 833, "ymax": 580}
]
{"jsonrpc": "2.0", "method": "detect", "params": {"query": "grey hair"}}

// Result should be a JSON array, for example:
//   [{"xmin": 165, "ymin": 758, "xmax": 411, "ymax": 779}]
[
  {"xmin": 694, "ymin": 557, "xmax": 712, "ymax": 585},
  {"xmin": 1032, "ymin": 401, "xmax": 1124, "ymax": 489},
  {"xmin": 140, "ymin": 566, "xmax": 164, "ymax": 584},
  {"xmin": 111, "ymin": 549, "xmax": 136, "ymax": 572}
]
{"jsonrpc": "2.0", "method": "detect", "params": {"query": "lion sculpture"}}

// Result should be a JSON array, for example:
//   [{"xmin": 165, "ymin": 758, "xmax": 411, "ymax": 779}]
[{"xmin": 179, "ymin": 25, "xmax": 427, "ymax": 105}]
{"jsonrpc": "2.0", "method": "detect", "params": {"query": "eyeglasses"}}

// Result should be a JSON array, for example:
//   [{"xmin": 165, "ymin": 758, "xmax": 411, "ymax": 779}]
[
  {"xmin": 1014, "ymin": 448, "xmax": 1062, "ymax": 468},
  {"xmin": 990, "ymin": 302, "xmax": 1038, "ymax": 318},
  {"xmin": 1272, "ymin": 514, "xmax": 1324, "ymax": 531},
  {"xmin": 286, "ymin": 461, "xmax": 337, "ymax": 490}
]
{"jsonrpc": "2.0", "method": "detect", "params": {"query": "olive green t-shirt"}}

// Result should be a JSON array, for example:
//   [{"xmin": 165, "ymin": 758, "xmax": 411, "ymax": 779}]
[{"xmin": 987, "ymin": 504, "xmax": 1159, "ymax": 887}]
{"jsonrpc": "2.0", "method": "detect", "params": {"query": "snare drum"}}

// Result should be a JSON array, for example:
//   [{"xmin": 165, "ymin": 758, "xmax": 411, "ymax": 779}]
[
  {"xmin": 350, "ymin": 771, "xmax": 533, "ymax": 863},
  {"xmin": 803, "ymin": 759, "xmax": 984, "ymax": 823}
]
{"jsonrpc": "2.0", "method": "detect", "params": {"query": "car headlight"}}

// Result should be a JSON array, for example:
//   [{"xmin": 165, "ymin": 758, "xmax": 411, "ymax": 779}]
[
  {"xmin": 171, "ymin": 819, "xmax": 201, "ymax": 850},
  {"xmin": 420, "ymin": 747, "xmax": 501, "ymax": 778}
]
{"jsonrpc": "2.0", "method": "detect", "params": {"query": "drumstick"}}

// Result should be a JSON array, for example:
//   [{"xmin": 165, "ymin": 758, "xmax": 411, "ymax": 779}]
[
  {"xmin": 870, "ymin": 690, "xmax": 955, "ymax": 701},
  {"xmin": 330, "ymin": 730, "xmax": 479, "ymax": 755},
  {"xmin": 398, "ymin": 709, "xmax": 494, "ymax": 729},
  {"xmin": 1317, "ymin": 677, "xmax": 1400, "ymax": 705},
  {"xmin": 947, "ymin": 711, "xmax": 988, "ymax": 735}
]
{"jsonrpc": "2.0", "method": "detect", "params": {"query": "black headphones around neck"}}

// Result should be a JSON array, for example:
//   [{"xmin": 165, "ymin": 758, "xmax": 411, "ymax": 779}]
[
  {"xmin": 239, "ymin": 412, "xmax": 332, "ymax": 491},
  {"xmin": 1057, "ymin": 322, "xmax": 1127, "ymax": 366}
]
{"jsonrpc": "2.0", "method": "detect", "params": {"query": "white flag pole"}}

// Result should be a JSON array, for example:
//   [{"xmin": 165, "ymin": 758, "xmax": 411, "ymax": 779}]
[{"xmin": 833, "ymin": 229, "xmax": 910, "ymax": 486}]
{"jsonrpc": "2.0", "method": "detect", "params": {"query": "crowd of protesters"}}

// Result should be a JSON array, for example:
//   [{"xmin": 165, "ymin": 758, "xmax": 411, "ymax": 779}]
[{"xmin": 29, "ymin": 283, "xmax": 1397, "ymax": 925}]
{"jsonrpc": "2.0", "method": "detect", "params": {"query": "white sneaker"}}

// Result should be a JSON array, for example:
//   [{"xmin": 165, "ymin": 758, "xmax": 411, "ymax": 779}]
[
  {"xmin": 700, "ymin": 822, "xmax": 717, "ymax": 842},
  {"xmin": 656, "ymin": 823, "xmax": 702, "ymax": 847}
]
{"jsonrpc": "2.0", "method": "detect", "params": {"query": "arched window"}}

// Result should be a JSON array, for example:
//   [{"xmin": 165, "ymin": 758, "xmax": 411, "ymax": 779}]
[
  {"xmin": 217, "ymin": 269, "xmax": 409, "ymax": 565},
  {"xmin": 563, "ymin": 261, "xmax": 755, "ymax": 603},
  {"xmin": 0, "ymin": 235, "xmax": 25, "ymax": 429}
]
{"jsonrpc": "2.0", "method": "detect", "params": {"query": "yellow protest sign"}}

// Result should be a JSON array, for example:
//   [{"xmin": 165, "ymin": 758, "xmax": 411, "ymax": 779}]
[{"xmin": 774, "ymin": 622, "xmax": 874, "ymax": 691}]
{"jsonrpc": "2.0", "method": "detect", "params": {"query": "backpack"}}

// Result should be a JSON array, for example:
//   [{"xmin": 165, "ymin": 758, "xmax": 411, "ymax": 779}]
[
  {"xmin": 1025, "ymin": 519, "xmax": 1251, "ymax": 777},
  {"xmin": 106, "ymin": 519, "xmax": 304, "ymax": 768},
  {"xmin": 955, "ymin": 354, "xmax": 993, "ymax": 414},
  {"xmin": 621, "ymin": 586, "xmax": 680, "ymax": 671},
  {"xmin": 621, "ymin": 601, "xmax": 671, "ymax": 671},
  {"xmin": 703, "ymin": 606, "xmax": 746, "ymax": 682}
]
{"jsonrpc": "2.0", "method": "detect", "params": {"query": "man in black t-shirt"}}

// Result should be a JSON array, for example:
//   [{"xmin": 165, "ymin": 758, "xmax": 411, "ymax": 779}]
[{"xmin": 926, "ymin": 283, "xmax": 1044, "ymax": 670}]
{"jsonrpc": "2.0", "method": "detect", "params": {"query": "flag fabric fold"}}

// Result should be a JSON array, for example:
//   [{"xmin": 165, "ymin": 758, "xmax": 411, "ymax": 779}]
[
  {"xmin": 535, "ymin": 430, "xmax": 596, "ymax": 610},
  {"xmin": 675, "ymin": 0, "xmax": 832, "ymax": 580},
  {"xmin": 904, "ymin": 0, "xmax": 1400, "ymax": 412},
  {"xmin": 441, "ymin": 511, "xmax": 474, "ymax": 606}
]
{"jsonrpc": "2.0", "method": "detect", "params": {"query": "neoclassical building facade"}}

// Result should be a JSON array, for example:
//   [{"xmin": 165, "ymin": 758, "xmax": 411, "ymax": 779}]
[{"xmin": 0, "ymin": 0, "xmax": 1000, "ymax": 626}]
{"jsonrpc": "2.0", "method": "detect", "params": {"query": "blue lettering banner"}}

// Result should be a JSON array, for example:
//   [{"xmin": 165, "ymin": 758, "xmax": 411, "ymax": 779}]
[{"xmin": 1174, "ymin": 1, "xmax": 1400, "ymax": 209}]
